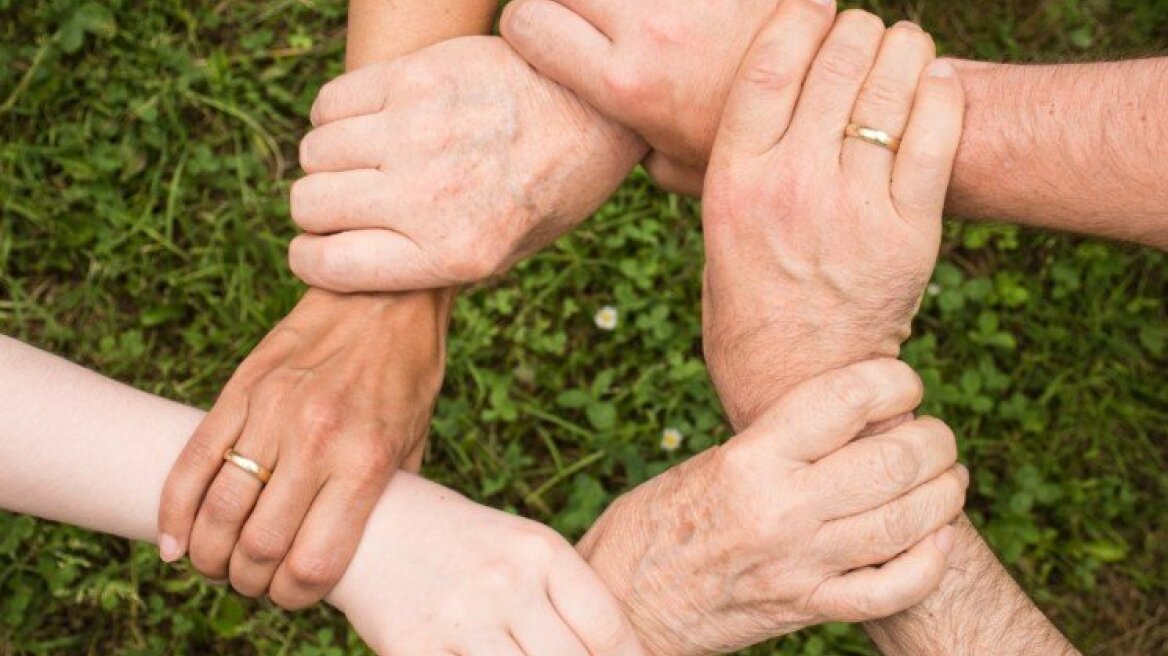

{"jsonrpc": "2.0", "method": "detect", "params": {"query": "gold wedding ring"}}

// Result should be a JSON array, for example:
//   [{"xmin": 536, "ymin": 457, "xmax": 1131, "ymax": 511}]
[
  {"xmin": 845, "ymin": 122, "xmax": 902, "ymax": 154},
  {"xmin": 223, "ymin": 449, "xmax": 273, "ymax": 484}
]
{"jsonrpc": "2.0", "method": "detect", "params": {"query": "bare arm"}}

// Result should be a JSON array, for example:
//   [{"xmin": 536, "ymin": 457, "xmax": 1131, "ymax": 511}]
[
  {"xmin": 948, "ymin": 58, "xmax": 1168, "ymax": 250},
  {"xmin": 865, "ymin": 517, "xmax": 1079, "ymax": 656},
  {"xmin": 0, "ymin": 335, "xmax": 645, "ymax": 655},
  {"xmin": 157, "ymin": 0, "xmax": 498, "ymax": 607},
  {"xmin": 501, "ymin": 3, "xmax": 1168, "ymax": 249},
  {"xmin": 345, "ymin": 0, "xmax": 495, "ymax": 68}
]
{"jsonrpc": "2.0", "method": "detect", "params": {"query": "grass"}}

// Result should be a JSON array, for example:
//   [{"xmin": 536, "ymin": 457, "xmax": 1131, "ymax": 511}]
[{"xmin": 1, "ymin": 0, "xmax": 1166, "ymax": 654}]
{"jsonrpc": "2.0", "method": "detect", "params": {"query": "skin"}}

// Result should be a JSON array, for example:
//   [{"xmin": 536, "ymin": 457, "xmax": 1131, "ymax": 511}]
[
  {"xmin": 499, "ymin": 0, "xmax": 1168, "ymax": 249},
  {"xmin": 0, "ymin": 335, "xmax": 963, "ymax": 655},
  {"xmin": 0, "ymin": 335, "xmax": 644, "ymax": 656},
  {"xmin": 289, "ymin": 36, "xmax": 644, "ymax": 292},
  {"xmin": 694, "ymin": 5, "xmax": 1079, "ymax": 656},
  {"xmin": 156, "ymin": 0, "xmax": 497, "ymax": 608},
  {"xmin": 571, "ymin": 11, "xmax": 977, "ymax": 655}
]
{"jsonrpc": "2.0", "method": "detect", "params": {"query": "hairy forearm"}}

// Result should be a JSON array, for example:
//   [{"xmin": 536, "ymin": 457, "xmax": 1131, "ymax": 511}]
[
  {"xmin": 865, "ymin": 517, "xmax": 1080, "ymax": 656},
  {"xmin": 948, "ymin": 58, "xmax": 1168, "ymax": 249}
]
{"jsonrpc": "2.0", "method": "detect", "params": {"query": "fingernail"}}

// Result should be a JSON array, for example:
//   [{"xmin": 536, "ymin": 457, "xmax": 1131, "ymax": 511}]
[
  {"xmin": 956, "ymin": 463, "xmax": 970, "ymax": 486},
  {"xmin": 159, "ymin": 534, "xmax": 183, "ymax": 563},
  {"xmin": 934, "ymin": 525, "xmax": 956, "ymax": 554},
  {"xmin": 811, "ymin": 0, "xmax": 836, "ymax": 7},
  {"xmin": 928, "ymin": 60, "xmax": 956, "ymax": 78}
]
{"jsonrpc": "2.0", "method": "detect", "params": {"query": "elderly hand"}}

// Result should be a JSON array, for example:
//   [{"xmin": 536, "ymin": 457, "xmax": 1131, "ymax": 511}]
[
  {"xmin": 501, "ymin": 0, "xmax": 788, "ymax": 194},
  {"xmin": 329, "ymin": 474, "xmax": 644, "ymax": 656},
  {"xmin": 578, "ymin": 360, "xmax": 967, "ymax": 655},
  {"xmin": 700, "ymin": 9, "xmax": 965, "ymax": 428},
  {"xmin": 158, "ymin": 289, "xmax": 453, "ymax": 608},
  {"xmin": 288, "ymin": 35, "xmax": 645, "ymax": 293}
]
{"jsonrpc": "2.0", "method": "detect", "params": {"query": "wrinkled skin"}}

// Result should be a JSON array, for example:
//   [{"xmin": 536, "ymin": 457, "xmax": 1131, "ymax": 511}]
[
  {"xmin": 288, "ymin": 36, "xmax": 645, "ymax": 293},
  {"xmin": 578, "ymin": 360, "xmax": 967, "ymax": 655},
  {"xmin": 501, "ymin": 0, "xmax": 782, "ymax": 193}
]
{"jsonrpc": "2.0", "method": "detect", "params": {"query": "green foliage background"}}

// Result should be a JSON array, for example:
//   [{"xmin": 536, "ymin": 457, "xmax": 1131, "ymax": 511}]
[{"xmin": 1, "ymin": 0, "xmax": 1165, "ymax": 654}]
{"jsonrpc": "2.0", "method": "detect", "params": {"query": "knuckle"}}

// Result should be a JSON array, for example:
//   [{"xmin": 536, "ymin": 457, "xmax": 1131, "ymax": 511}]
[
  {"xmin": 602, "ymin": 65, "xmax": 649, "ymax": 104},
  {"xmin": 310, "ymin": 80, "xmax": 341, "ymax": 125},
  {"xmin": 838, "ymin": 9, "xmax": 886, "ymax": 35},
  {"xmin": 239, "ymin": 525, "xmax": 291, "ymax": 564},
  {"xmin": 287, "ymin": 178, "xmax": 318, "ymax": 230},
  {"xmin": 185, "ymin": 437, "xmax": 222, "ymax": 469},
  {"xmin": 299, "ymin": 396, "xmax": 344, "ymax": 440},
  {"xmin": 441, "ymin": 244, "xmax": 499, "ymax": 283},
  {"xmin": 826, "ymin": 368, "xmax": 875, "ymax": 414},
  {"xmin": 879, "ymin": 502, "xmax": 917, "ymax": 551},
  {"xmin": 859, "ymin": 75, "xmax": 906, "ymax": 112},
  {"xmin": 515, "ymin": 527, "xmax": 568, "ymax": 564},
  {"xmin": 285, "ymin": 551, "xmax": 343, "ymax": 590},
  {"xmin": 640, "ymin": 12, "xmax": 689, "ymax": 48},
  {"xmin": 912, "ymin": 417, "xmax": 958, "ymax": 462},
  {"xmin": 816, "ymin": 44, "xmax": 873, "ymax": 82},
  {"xmin": 298, "ymin": 132, "xmax": 320, "ymax": 173},
  {"xmin": 740, "ymin": 53, "xmax": 801, "ymax": 96},
  {"xmin": 890, "ymin": 21, "xmax": 936, "ymax": 56},
  {"xmin": 877, "ymin": 438, "xmax": 920, "ymax": 489},
  {"xmin": 500, "ymin": 0, "xmax": 541, "ymax": 38},
  {"xmin": 204, "ymin": 486, "xmax": 249, "ymax": 524}
]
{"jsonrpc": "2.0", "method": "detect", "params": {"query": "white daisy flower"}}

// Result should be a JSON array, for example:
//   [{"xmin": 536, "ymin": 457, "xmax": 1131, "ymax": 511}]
[
  {"xmin": 660, "ymin": 427, "xmax": 683, "ymax": 452},
  {"xmin": 594, "ymin": 305, "xmax": 619, "ymax": 331},
  {"xmin": 927, "ymin": 283, "xmax": 942, "ymax": 297}
]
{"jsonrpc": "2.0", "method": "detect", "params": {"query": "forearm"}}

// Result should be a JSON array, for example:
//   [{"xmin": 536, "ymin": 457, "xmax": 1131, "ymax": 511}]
[
  {"xmin": 345, "ymin": 0, "xmax": 496, "ymax": 68},
  {"xmin": 947, "ymin": 58, "xmax": 1168, "ymax": 249},
  {"xmin": 0, "ymin": 334, "xmax": 417, "ymax": 611},
  {"xmin": 865, "ymin": 517, "xmax": 1079, "ymax": 656}
]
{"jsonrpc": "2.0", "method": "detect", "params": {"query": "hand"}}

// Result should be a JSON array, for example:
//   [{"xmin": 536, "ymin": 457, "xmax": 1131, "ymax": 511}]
[
  {"xmin": 501, "ymin": 0, "xmax": 786, "ymax": 194},
  {"xmin": 578, "ymin": 359, "xmax": 967, "ymax": 655},
  {"xmin": 158, "ymin": 288, "xmax": 454, "ymax": 608},
  {"xmin": 700, "ymin": 9, "xmax": 965, "ymax": 428},
  {"xmin": 329, "ymin": 473, "xmax": 645, "ymax": 656},
  {"xmin": 288, "ymin": 35, "xmax": 646, "ymax": 293}
]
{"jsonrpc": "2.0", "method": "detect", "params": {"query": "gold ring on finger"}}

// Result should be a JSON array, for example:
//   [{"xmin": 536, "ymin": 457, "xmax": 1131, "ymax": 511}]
[
  {"xmin": 223, "ymin": 448, "xmax": 273, "ymax": 485},
  {"xmin": 845, "ymin": 122, "xmax": 902, "ymax": 154}
]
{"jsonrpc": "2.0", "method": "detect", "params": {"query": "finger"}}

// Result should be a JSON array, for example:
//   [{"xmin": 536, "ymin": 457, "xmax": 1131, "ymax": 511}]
[
  {"xmin": 810, "ymin": 416, "xmax": 959, "ymax": 518},
  {"xmin": 547, "ymin": 0, "xmax": 618, "ymax": 31},
  {"xmin": 289, "ymin": 170, "xmax": 391, "ymax": 234},
  {"xmin": 187, "ymin": 430, "xmax": 275, "ymax": 580},
  {"xmin": 891, "ymin": 58, "xmax": 966, "ymax": 223},
  {"xmin": 742, "ymin": 359, "xmax": 925, "ymax": 463},
  {"xmin": 269, "ymin": 478, "xmax": 382, "ymax": 610},
  {"xmin": 501, "ymin": 0, "xmax": 614, "ymax": 113},
  {"xmin": 157, "ymin": 391, "xmax": 248, "ymax": 562},
  {"xmin": 288, "ymin": 230, "xmax": 439, "ymax": 294},
  {"xmin": 811, "ymin": 524, "xmax": 957, "ymax": 623},
  {"xmin": 712, "ymin": 0, "xmax": 838, "ymax": 157},
  {"xmin": 821, "ymin": 464, "xmax": 968, "ymax": 569},
  {"xmin": 309, "ymin": 61, "xmax": 397, "ymax": 127},
  {"xmin": 548, "ymin": 548, "xmax": 645, "ymax": 656},
  {"xmin": 299, "ymin": 113, "xmax": 391, "ymax": 173},
  {"xmin": 510, "ymin": 602, "xmax": 590, "ymax": 656},
  {"xmin": 642, "ymin": 152, "xmax": 705, "ymax": 197},
  {"xmin": 786, "ymin": 9, "xmax": 885, "ymax": 155},
  {"xmin": 228, "ymin": 461, "xmax": 323, "ymax": 598},
  {"xmin": 841, "ymin": 21, "xmax": 936, "ymax": 188}
]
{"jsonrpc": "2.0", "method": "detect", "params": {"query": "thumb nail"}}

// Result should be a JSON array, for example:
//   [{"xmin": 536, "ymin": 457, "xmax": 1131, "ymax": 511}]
[{"xmin": 159, "ymin": 534, "xmax": 183, "ymax": 563}]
